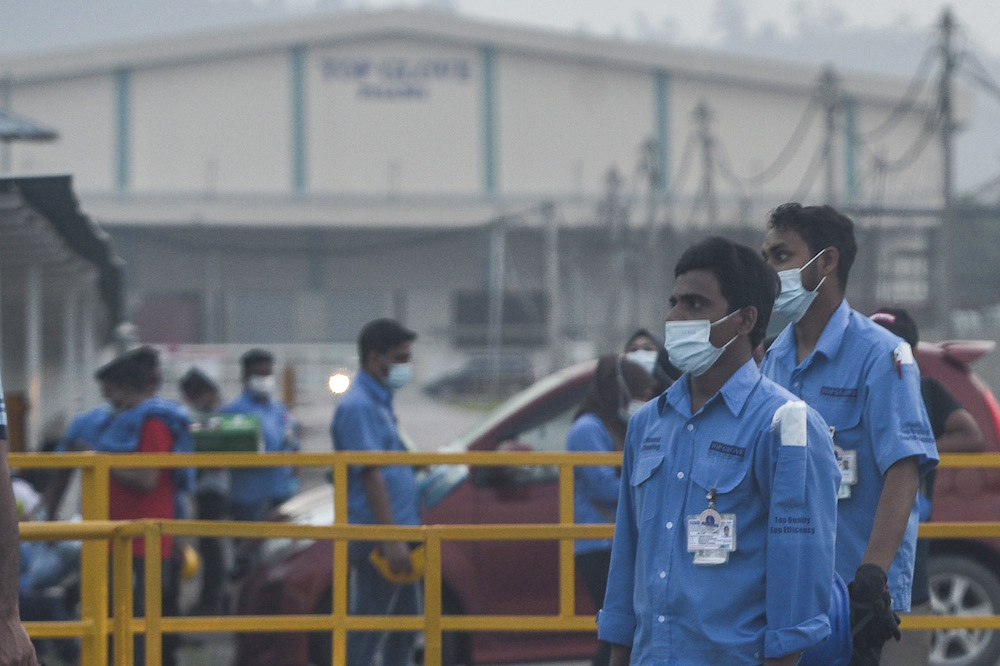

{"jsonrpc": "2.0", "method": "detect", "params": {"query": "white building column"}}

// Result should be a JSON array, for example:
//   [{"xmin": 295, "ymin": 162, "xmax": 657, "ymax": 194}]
[
  {"xmin": 80, "ymin": 272, "xmax": 98, "ymax": 408},
  {"xmin": 25, "ymin": 263, "xmax": 42, "ymax": 451},
  {"xmin": 63, "ymin": 280, "xmax": 81, "ymax": 415}
]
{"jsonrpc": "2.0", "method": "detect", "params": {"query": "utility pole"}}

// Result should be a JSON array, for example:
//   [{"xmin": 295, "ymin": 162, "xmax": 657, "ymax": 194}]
[
  {"xmin": 600, "ymin": 167, "xmax": 627, "ymax": 351},
  {"xmin": 937, "ymin": 7, "xmax": 956, "ymax": 337},
  {"xmin": 486, "ymin": 216, "xmax": 507, "ymax": 395},
  {"xmin": 542, "ymin": 201, "xmax": 561, "ymax": 372},
  {"xmin": 695, "ymin": 101, "xmax": 717, "ymax": 227},
  {"xmin": 819, "ymin": 66, "xmax": 841, "ymax": 206}
]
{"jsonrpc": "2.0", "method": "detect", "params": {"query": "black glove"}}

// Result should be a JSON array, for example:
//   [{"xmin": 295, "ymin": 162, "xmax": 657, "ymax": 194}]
[{"xmin": 848, "ymin": 564, "xmax": 901, "ymax": 665}]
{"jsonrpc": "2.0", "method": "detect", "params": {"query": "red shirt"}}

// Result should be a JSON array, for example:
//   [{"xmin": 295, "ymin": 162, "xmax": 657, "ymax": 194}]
[{"xmin": 109, "ymin": 417, "xmax": 175, "ymax": 557}]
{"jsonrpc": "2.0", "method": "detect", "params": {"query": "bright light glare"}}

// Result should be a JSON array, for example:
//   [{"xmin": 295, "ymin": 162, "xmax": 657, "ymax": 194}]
[{"xmin": 328, "ymin": 373, "xmax": 350, "ymax": 394}]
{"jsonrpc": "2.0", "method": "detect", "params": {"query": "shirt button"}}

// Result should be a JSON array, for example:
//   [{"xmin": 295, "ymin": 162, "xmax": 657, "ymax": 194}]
[
  {"xmin": 658, "ymin": 615, "xmax": 665, "ymax": 623},
  {"xmin": 666, "ymin": 521, "xmax": 674, "ymax": 529},
  {"xmin": 676, "ymin": 472, "xmax": 684, "ymax": 479},
  {"xmin": 659, "ymin": 571, "xmax": 666, "ymax": 579},
  {"xmin": 687, "ymin": 424, "xmax": 694, "ymax": 431}
]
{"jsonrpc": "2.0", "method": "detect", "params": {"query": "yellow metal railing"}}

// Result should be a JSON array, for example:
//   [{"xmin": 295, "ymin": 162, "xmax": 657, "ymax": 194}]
[{"xmin": 11, "ymin": 450, "xmax": 1000, "ymax": 665}]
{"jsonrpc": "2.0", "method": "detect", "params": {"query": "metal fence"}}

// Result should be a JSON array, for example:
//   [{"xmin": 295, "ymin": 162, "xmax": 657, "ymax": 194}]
[{"xmin": 11, "ymin": 450, "xmax": 1000, "ymax": 665}]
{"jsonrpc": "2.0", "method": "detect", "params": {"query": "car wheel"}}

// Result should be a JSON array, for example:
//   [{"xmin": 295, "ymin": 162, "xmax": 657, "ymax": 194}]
[{"xmin": 928, "ymin": 554, "xmax": 1000, "ymax": 666}]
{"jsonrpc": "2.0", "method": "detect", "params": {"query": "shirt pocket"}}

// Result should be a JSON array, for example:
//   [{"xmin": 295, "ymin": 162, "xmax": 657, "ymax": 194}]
[
  {"xmin": 690, "ymin": 449, "xmax": 752, "ymax": 510},
  {"xmin": 819, "ymin": 397, "xmax": 863, "ymax": 447},
  {"xmin": 629, "ymin": 450, "xmax": 665, "ymax": 524}
]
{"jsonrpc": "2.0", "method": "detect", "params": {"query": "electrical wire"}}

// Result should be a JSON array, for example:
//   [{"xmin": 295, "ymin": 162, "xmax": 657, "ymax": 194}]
[
  {"xmin": 725, "ymin": 96, "xmax": 821, "ymax": 187},
  {"xmin": 857, "ymin": 44, "xmax": 939, "ymax": 141},
  {"xmin": 958, "ymin": 50, "xmax": 1000, "ymax": 106},
  {"xmin": 856, "ymin": 106, "xmax": 941, "ymax": 174},
  {"xmin": 790, "ymin": 140, "xmax": 827, "ymax": 203}
]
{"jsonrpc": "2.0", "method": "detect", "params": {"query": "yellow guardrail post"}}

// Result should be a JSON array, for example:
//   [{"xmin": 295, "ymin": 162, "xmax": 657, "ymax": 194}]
[
  {"xmin": 145, "ymin": 520, "xmax": 164, "ymax": 666},
  {"xmin": 332, "ymin": 455, "xmax": 350, "ymax": 666},
  {"xmin": 80, "ymin": 453, "xmax": 110, "ymax": 666},
  {"xmin": 424, "ymin": 528, "xmax": 443, "ymax": 666},
  {"xmin": 112, "ymin": 529, "xmax": 133, "ymax": 666},
  {"xmin": 558, "ymin": 459, "xmax": 576, "ymax": 622}
]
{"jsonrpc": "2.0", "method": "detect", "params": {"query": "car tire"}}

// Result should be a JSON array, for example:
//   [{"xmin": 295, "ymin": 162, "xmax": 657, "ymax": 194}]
[{"xmin": 928, "ymin": 554, "xmax": 1000, "ymax": 666}]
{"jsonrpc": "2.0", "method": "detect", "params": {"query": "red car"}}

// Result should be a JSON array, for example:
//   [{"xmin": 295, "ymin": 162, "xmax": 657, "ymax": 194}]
[{"xmin": 231, "ymin": 342, "xmax": 1000, "ymax": 666}]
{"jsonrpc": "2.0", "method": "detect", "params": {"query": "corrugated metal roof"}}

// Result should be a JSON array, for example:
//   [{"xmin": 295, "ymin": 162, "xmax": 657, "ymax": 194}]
[
  {"xmin": 0, "ymin": 108, "xmax": 58, "ymax": 141},
  {"xmin": 0, "ymin": 175, "xmax": 122, "ymax": 337}
]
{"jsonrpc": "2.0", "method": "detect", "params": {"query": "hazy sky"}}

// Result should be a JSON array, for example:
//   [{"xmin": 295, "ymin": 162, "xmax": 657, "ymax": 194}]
[{"xmin": 368, "ymin": 0, "xmax": 997, "ymax": 57}]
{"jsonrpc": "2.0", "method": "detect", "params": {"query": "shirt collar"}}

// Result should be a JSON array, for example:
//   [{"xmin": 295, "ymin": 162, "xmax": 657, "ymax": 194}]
[
  {"xmin": 768, "ymin": 299, "xmax": 851, "ymax": 368},
  {"xmin": 660, "ymin": 360, "xmax": 761, "ymax": 418},
  {"xmin": 356, "ymin": 369, "xmax": 392, "ymax": 406}
]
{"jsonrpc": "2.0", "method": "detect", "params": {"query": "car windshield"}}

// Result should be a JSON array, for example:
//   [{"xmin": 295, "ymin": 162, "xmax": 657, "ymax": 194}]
[{"xmin": 441, "ymin": 360, "xmax": 596, "ymax": 453}]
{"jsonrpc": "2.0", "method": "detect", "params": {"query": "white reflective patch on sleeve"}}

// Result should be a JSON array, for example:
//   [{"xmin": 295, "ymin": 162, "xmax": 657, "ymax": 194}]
[
  {"xmin": 773, "ymin": 400, "xmax": 808, "ymax": 447},
  {"xmin": 893, "ymin": 342, "xmax": 915, "ymax": 366}
]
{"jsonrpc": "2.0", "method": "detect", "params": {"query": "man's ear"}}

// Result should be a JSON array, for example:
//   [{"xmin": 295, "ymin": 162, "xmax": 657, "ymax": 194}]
[
  {"xmin": 818, "ymin": 246, "xmax": 840, "ymax": 279},
  {"xmin": 738, "ymin": 306, "xmax": 758, "ymax": 338}
]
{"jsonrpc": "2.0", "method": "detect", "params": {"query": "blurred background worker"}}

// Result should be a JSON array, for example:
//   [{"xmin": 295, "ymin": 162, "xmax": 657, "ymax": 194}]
[
  {"xmin": 623, "ymin": 329, "xmax": 679, "ymax": 395},
  {"xmin": 870, "ymin": 307, "xmax": 985, "ymax": 666},
  {"xmin": 222, "ymin": 349, "xmax": 300, "ymax": 523},
  {"xmin": 568, "ymin": 354, "xmax": 654, "ymax": 666},
  {"xmin": 332, "ymin": 319, "xmax": 420, "ymax": 666},
  {"xmin": 94, "ymin": 347, "xmax": 194, "ymax": 666},
  {"xmin": 178, "ymin": 368, "xmax": 229, "ymax": 617}
]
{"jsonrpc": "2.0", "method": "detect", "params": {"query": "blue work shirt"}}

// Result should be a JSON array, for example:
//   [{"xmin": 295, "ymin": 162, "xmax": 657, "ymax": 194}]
[
  {"xmin": 331, "ymin": 371, "xmax": 419, "ymax": 544},
  {"xmin": 56, "ymin": 405, "xmax": 112, "ymax": 451},
  {"xmin": 761, "ymin": 300, "xmax": 938, "ymax": 611},
  {"xmin": 567, "ymin": 413, "xmax": 620, "ymax": 555},
  {"xmin": 222, "ymin": 391, "xmax": 300, "ymax": 507},
  {"xmin": 597, "ymin": 361, "xmax": 840, "ymax": 664}
]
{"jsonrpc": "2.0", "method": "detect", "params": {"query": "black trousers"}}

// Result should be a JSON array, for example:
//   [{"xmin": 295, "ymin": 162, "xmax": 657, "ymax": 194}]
[{"xmin": 576, "ymin": 549, "xmax": 613, "ymax": 666}]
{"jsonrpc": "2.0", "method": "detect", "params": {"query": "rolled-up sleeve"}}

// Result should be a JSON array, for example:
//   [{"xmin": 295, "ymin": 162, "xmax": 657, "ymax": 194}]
[{"xmin": 763, "ymin": 408, "xmax": 840, "ymax": 658}]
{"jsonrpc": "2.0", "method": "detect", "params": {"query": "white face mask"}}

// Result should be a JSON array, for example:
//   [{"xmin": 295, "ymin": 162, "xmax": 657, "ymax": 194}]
[
  {"xmin": 773, "ymin": 250, "xmax": 827, "ymax": 322},
  {"xmin": 624, "ymin": 349, "xmax": 659, "ymax": 376},
  {"xmin": 663, "ymin": 310, "xmax": 740, "ymax": 377},
  {"xmin": 247, "ymin": 374, "xmax": 275, "ymax": 398},
  {"xmin": 385, "ymin": 362, "xmax": 413, "ymax": 390}
]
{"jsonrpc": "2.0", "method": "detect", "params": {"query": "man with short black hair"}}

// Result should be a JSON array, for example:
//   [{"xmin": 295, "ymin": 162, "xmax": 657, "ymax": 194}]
[
  {"xmin": 332, "ymin": 319, "xmax": 420, "ymax": 666},
  {"xmin": 760, "ymin": 203, "xmax": 939, "ymax": 664},
  {"xmin": 222, "ymin": 349, "xmax": 300, "ymax": 522},
  {"xmin": 599, "ymin": 237, "xmax": 842, "ymax": 665}
]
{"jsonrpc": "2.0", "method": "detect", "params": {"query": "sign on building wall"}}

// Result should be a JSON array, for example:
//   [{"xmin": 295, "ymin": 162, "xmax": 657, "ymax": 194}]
[{"xmin": 321, "ymin": 55, "xmax": 471, "ymax": 100}]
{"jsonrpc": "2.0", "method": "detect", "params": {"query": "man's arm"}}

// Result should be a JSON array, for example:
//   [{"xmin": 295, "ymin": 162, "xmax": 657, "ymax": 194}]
[
  {"xmin": 608, "ymin": 643, "xmax": 632, "ymax": 666},
  {"xmin": 0, "ymin": 436, "xmax": 41, "ymax": 666},
  {"xmin": 937, "ymin": 408, "xmax": 984, "ymax": 453},
  {"xmin": 360, "ymin": 467, "xmax": 412, "ymax": 576},
  {"xmin": 861, "ymin": 456, "xmax": 919, "ymax": 571}
]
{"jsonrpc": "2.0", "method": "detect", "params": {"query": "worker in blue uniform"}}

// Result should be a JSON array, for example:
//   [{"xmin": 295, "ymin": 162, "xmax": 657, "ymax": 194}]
[
  {"xmin": 223, "ymin": 348, "xmax": 300, "ymax": 522},
  {"xmin": 332, "ymin": 318, "xmax": 421, "ymax": 666},
  {"xmin": 598, "ymin": 236, "xmax": 842, "ymax": 665},
  {"xmin": 760, "ymin": 203, "xmax": 938, "ymax": 664}
]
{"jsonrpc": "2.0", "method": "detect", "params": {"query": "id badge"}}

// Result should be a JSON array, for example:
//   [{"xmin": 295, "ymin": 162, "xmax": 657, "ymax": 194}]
[
  {"xmin": 687, "ymin": 509, "xmax": 737, "ymax": 565},
  {"xmin": 834, "ymin": 446, "xmax": 858, "ymax": 499}
]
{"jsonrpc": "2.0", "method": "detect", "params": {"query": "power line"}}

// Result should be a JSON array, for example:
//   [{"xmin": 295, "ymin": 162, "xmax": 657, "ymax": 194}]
[
  {"xmin": 725, "ymin": 96, "xmax": 821, "ymax": 187},
  {"xmin": 790, "ymin": 140, "xmax": 827, "ymax": 203},
  {"xmin": 957, "ymin": 50, "xmax": 1000, "ymax": 106},
  {"xmin": 857, "ymin": 44, "xmax": 939, "ymax": 141}
]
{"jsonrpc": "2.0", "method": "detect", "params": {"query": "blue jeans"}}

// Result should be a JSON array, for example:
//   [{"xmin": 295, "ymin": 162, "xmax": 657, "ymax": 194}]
[{"xmin": 348, "ymin": 543, "xmax": 422, "ymax": 666}]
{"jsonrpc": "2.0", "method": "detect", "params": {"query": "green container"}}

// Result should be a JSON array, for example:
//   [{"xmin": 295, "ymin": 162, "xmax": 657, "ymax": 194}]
[{"xmin": 190, "ymin": 413, "xmax": 262, "ymax": 453}]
